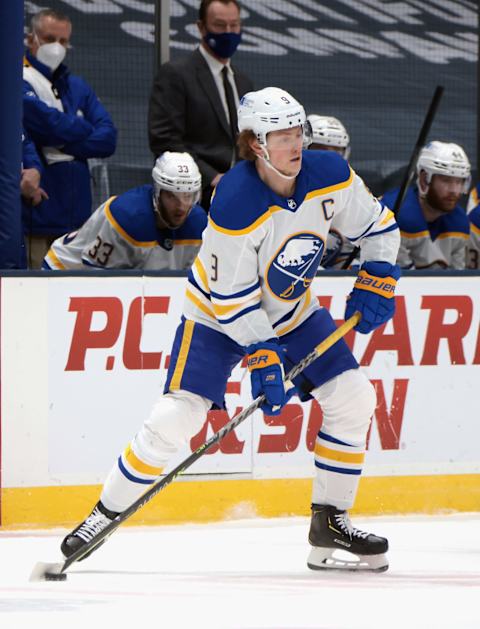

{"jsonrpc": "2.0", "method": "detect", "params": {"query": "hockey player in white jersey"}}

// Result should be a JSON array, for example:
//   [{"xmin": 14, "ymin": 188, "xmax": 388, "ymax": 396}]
[
  {"xmin": 307, "ymin": 114, "xmax": 356, "ymax": 268},
  {"xmin": 383, "ymin": 141, "xmax": 471, "ymax": 269},
  {"xmin": 42, "ymin": 152, "xmax": 206, "ymax": 270},
  {"xmin": 61, "ymin": 87, "xmax": 400, "ymax": 572}
]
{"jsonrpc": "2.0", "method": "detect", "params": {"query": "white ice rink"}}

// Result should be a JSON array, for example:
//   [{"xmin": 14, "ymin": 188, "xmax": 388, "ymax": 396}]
[{"xmin": 1, "ymin": 513, "xmax": 479, "ymax": 629}]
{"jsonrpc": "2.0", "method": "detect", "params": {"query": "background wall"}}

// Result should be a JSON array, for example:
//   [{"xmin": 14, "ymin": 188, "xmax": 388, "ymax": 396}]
[
  {"xmin": 23, "ymin": 0, "xmax": 478, "ymax": 200},
  {"xmin": 1, "ymin": 272, "xmax": 479, "ymax": 528}
]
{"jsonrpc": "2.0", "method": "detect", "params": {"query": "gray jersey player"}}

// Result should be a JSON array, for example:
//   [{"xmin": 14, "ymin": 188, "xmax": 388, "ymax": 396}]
[{"xmin": 43, "ymin": 152, "xmax": 207, "ymax": 271}]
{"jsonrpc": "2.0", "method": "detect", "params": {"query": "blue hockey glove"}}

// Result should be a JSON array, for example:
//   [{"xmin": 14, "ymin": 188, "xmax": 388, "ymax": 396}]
[
  {"xmin": 246, "ymin": 341, "xmax": 296, "ymax": 416},
  {"xmin": 345, "ymin": 261, "xmax": 401, "ymax": 334}
]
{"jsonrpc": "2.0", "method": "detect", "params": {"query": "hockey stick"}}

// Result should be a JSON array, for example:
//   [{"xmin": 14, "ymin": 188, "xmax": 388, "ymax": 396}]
[
  {"xmin": 341, "ymin": 85, "xmax": 444, "ymax": 269},
  {"xmin": 30, "ymin": 311, "xmax": 361, "ymax": 581}
]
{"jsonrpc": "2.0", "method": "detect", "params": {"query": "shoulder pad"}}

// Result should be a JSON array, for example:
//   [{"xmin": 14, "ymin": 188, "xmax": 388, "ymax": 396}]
[
  {"xmin": 209, "ymin": 162, "xmax": 273, "ymax": 233},
  {"xmin": 388, "ymin": 187, "xmax": 427, "ymax": 233},
  {"xmin": 302, "ymin": 150, "xmax": 352, "ymax": 195},
  {"xmin": 173, "ymin": 205, "xmax": 207, "ymax": 240},
  {"xmin": 380, "ymin": 187, "xmax": 400, "ymax": 208},
  {"xmin": 469, "ymin": 204, "xmax": 480, "ymax": 230},
  {"xmin": 107, "ymin": 185, "xmax": 157, "ymax": 245},
  {"xmin": 443, "ymin": 206, "xmax": 470, "ymax": 234}
]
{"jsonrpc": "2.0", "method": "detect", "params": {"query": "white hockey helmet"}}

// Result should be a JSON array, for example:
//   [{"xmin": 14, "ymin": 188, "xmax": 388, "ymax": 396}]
[
  {"xmin": 237, "ymin": 87, "xmax": 311, "ymax": 146},
  {"xmin": 152, "ymin": 152, "xmax": 202, "ymax": 198},
  {"xmin": 307, "ymin": 114, "xmax": 350, "ymax": 159},
  {"xmin": 416, "ymin": 141, "xmax": 471, "ymax": 193}
]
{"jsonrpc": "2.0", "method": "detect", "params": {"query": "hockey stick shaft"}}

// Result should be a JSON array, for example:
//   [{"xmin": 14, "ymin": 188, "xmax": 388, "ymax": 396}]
[
  {"xmin": 61, "ymin": 311, "xmax": 361, "ymax": 572},
  {"xmin": 391, "ymin": 85, "xmax": 444, "ymax": 216},
  {"xmin": 340, "ymin": 85, "xmax": 444, "ymax": 269}
]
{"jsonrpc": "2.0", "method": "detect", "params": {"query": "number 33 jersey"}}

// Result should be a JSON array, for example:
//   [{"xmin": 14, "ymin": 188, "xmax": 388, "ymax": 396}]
[
  {"xmin": 43, "ymin": 185, "xmax": 207, "ymax": 271},
  {"xmin": 184, "ymin": 150, "xmax": 399, "ymax": 347}
]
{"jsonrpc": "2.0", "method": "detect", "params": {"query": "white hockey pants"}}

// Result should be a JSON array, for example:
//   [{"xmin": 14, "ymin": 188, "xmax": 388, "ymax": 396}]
[{"xmin": 101, "ymin": 369, "xmax": 375, "ymax": 514}]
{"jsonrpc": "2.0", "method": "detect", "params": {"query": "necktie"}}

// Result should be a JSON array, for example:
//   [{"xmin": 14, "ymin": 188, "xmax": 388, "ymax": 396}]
[{"xmin": 221, "ymin": 66, "xmax": 238, "ymax": 147}]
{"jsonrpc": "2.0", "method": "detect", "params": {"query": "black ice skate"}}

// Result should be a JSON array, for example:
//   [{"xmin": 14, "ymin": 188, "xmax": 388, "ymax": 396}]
[
  {"xmin": 307, "ymin": 504, "xmax": 388, "ymax": 572},
  {"xmin": 61, "ymin": 501, "xmax": 119, "ymax": 561}
]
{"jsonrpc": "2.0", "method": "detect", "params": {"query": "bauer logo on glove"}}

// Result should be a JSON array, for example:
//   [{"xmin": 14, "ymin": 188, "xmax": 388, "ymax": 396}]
[
  {"xmin": 247, "ymin": 349, "xmax": 280, "ymax": 370},
  {"xmin": 354, "ymin": 272, "xmax": 397, "ymax": 297},
  {"xmin": 246, "ymin": 341, "xmax": 296, "ymax": 415},
  {"xmin": 345, "ymin": 261, "xmax": 401, "ymax": 334}
]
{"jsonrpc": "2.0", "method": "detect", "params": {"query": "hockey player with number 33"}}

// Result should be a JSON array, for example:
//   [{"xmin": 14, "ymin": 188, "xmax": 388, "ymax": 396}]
[{"xmin": 62, "ymin": 87, "xmax": 400, "ymax": 572}]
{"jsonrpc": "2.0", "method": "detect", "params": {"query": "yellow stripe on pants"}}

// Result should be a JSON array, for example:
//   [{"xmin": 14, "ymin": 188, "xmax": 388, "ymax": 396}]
[{"xmin": 169, "ymin": 320, "xmax": 195, "ymax": 391}]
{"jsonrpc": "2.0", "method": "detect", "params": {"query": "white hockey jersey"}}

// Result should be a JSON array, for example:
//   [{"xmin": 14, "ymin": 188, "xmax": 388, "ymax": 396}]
[
  {"xmin": 467, "ymin": 203, "xmax": 480, "ymax": 269},
  {"xmin": 382, "ymin": 186, "xmax": 470, "ymax": 270},
  {"xmin": 184, "ymin": 151, "xmax": 400, "ymax": 347},
  {"xmin": 43, "ymin": 185, "xmax": 207, "ymax": 270}
]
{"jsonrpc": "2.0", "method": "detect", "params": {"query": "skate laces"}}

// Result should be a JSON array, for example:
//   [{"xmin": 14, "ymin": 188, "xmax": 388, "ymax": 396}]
[
  {"xmin": 334, "ymin": 512, "xmax": 369, "ymax": 540},
  {"xmin": 75, "ymin": 507, "xmax": 113, "ymax": 543}
]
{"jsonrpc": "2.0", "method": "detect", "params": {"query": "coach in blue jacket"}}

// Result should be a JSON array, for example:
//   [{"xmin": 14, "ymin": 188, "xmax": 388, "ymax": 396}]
[{"xmin": 23, "ymin": 8, "xmax": 117, "ymax": 268}]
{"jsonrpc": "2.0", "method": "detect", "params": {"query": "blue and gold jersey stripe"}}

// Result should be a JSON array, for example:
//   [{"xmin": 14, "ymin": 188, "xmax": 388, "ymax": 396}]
[
  {"xmin": 437, "ymin": 231, "xmax": 469, "ymax": 240},
  {"xmin": 209, "ymin": 210, "xmax": 272, "ymax": 236},
  {"xmin": 305, "ymin": 167, "xmax": 354, "ymax": 200},
  {"xmin": 45, "ymin": 248, "xmax": 66, "ymax": 270},
  {"xmin": 105, "ymin": 197, "xmax": 157, "ymax": 248}
]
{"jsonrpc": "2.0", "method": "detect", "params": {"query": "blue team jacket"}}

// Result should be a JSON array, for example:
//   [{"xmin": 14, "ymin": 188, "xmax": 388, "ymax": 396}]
[
  {"xmin": 22, "ymin": 129, "xmax": 43, "ymax": 173},
  {"xmin": 22, "ymin": 51, "xmax": 117, "ymax": 236}
]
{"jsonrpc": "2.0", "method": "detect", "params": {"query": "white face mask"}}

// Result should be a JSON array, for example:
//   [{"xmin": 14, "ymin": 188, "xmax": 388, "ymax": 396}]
[{"xmin": 36, "ymin": 40, "xmax": 66, "ymax": 72}]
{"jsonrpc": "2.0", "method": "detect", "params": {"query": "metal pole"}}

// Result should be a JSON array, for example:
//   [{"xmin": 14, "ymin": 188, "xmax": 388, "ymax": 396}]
[{"xmin": 154, "ymin": 0, "xmax": 170, "ymax": 75}]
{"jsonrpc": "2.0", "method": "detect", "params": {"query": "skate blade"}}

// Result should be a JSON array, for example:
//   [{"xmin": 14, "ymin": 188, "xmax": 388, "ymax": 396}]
[
  {"xmin": 307, "ymin": 547, "xmax": 388, "ymax": 573},
  {"xmin": 29, "ymin": 561, "xmax": 67, "ymax": 582}
]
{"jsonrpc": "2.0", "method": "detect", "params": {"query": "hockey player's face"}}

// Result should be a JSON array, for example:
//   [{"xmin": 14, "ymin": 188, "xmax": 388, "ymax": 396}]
[
  {"xmin": 427, "ymin": 175, "xmax": 464, "ymax": 213},
  {"xmin": 266, "ymin": 127, "xmax": 303, "ymax": 176},
  {"xmin": 159, "ymin": 190, "xmax": 195, "ymax": 227}
]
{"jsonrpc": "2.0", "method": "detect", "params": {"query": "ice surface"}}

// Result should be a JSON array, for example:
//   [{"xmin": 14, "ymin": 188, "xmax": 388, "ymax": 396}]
[{"xmin": 1, "ymin": 513, "xmax": 479, "ymax": 629}]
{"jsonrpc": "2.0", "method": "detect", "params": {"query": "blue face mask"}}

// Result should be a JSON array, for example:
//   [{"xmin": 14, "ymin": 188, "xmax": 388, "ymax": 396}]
[{"xmin": 203, "ymin": 31, "xmax": 242, "ymax": 59}]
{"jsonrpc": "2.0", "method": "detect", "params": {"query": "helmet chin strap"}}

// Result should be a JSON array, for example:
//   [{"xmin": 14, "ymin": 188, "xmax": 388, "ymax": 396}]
[
  {"xmin": 417, "ymin": 173, "xmax": 430, "ymax": 199},
  {"xmin": 259, "ymin": 147, "xmax": 299, "ymax": 181},
  {"xmin": 153, "ymin": 193, "xmax": 177, "ymax": 230}
]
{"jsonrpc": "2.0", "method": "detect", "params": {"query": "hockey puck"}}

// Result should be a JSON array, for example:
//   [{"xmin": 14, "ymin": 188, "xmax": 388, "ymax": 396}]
[{"xmin": 45, "ymin": 572, "xmax": 67, "ymax": 582}]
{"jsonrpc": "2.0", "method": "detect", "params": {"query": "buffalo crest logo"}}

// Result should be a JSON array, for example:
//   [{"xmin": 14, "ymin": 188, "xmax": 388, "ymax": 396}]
[{"xmin": 266, "ymin": 233, "xmax": 324, "ymax": 300}]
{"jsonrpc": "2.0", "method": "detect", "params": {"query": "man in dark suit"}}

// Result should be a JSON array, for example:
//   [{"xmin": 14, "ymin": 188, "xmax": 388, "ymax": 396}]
[{"xmin": 148, "ymin": 0, "xmax": 253, "ymax": 209}]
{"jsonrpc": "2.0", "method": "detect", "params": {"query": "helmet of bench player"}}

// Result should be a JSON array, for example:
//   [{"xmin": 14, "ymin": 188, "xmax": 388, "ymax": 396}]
[
  {"xmin": 152, "ymin": 152, "xmax": 202, "ymax": 201},
  {"xmin": 416, "ymin": 141, "xmax": 471, "ymax": 194},
  {"xmin": 307, "ymin": 114, "xmax": 350, "ymax": 159},
  {"xmin": 152, "ymin": 152, "xmax": 202, "ymax": 227}
]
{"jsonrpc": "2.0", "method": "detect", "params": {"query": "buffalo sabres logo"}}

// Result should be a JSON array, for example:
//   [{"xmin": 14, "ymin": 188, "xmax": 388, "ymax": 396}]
[{"xmin": 266, "ymin": 233, "xmax": 325, "ymax": 301}]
